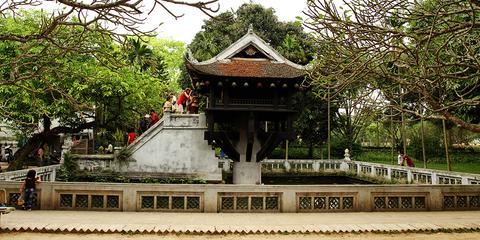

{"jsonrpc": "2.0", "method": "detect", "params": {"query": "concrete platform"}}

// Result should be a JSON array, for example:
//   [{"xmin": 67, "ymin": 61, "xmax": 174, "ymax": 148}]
[{"xmin": 1, "ymin": 210, "xmax": 480, "ymax": 234}]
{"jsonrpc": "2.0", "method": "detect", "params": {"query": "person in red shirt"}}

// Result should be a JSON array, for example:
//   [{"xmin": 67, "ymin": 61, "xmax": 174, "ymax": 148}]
[
  {"xmin": 399, "ymin": 150, "xmax": 415, "ymax": 167},
  {"xmin": 150, "ymin": 110, "xmax": 159, "ymax": 125},
  {"xmin": 176, "ymin": 88, "xmax": 191, "ymax": 113},
  {"xmin": 127, "ymin": 130, "xmax": 136, "ymax": 145}
]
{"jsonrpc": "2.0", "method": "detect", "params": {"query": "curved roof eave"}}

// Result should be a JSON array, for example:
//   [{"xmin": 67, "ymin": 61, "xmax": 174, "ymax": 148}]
[{"xmin": 187, "ymin": 27, "xmax": 306, "ymax": 71}]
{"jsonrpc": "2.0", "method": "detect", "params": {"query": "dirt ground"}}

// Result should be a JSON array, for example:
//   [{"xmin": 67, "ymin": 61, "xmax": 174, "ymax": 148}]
[{"xmin": 1, "ymin": 232, "xmax": 480, "ymax": 240}]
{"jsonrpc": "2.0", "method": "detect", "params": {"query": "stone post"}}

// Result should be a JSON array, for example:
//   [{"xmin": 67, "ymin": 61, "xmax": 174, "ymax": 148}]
[
  {"xmin": 122, "ymin": 187, "xmax": 136, "ymax": 211},
  {"xmin": 204, "ymin": 188, "xmax": 218, "ymax": 213},
  {"xmin": 313, "ymin": 160, "xmax": 320, "ymax": 172},
  {"xmin": 407, "ymin": 169, "xmax": 413, "ymax": 183},
  {"xmin": 60, "ymin": 134, "xmax": 73, "ymax": 164},
  {"xmin": 284, "ymin": 160, "xmax": 291, "ymax": 172},
  {"xmin": 281, "ymin": 189, "xmax": 297, "ymax": 213},
  {"xmin": 163, "ymin": 111, "xmax": 171, "ymax": 126},
  {"xmin": 233, "ymin": 162, "xmax": 262, "ymax": 184},
  {"xmin": 344, "ymin": 149, "xmax": 351, "ymax": 161},
  {"xmin": 370, "ymin": 166, "xmax": 376, "ymax": 177},
  {"xmin": 429, "ymin": 187, "xmax": 443, "ymax": 210},
  {"xmin": 50, "ymin": 168, "xmax": 56, "ymax": 182}
]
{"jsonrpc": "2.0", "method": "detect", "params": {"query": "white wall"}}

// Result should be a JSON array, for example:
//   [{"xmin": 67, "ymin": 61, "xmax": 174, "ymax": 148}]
[{"xmin": 127, "ymin": 113, "xmax": 221, "ymax": 181}]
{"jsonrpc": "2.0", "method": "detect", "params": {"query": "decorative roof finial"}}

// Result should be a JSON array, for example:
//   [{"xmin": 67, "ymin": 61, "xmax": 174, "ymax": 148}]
[{"xmin": 248, "ymin": 24, "xmax": 253, "ymax": 34}]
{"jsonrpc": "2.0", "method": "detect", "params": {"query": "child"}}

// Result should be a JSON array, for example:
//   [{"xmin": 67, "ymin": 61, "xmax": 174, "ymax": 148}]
[{"xmin": 20, "ymin": 169, "xmax": 41, "ymax": 210}]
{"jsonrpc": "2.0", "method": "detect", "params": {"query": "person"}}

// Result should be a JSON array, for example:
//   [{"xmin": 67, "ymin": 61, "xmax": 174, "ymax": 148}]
[
  {"xmin": 42, "ymin": 143, "xmax": 50, "ymax": 165},
  {"xmin": 403, "ymin": 153, "xmax": 415, "ymax": 167},
  {"xmin": 163, "ymin": 95, "xmax": 174, "ymax": 113},
  {"xmin": 399, "ymin": 150, "xmax": 415, "ymax": 167},
  {"xmin": 106, "ymin": 143, "xmax": 113, "ymax": 154},
  {"xmin": 176, "ymin": 88, "xmax": 191, "ymax": 114},
  {"xmin": 397, "ymin": 150, "xmax": 403, "ymax": 166},
  {"xmin": 36, "ymin": 145, "xmax": 44, "ymax": 166},
  {"xmin": 4, "ymin": 145, "xmax": 13, "ymax": 164},
  {"xmin": 127, "ymin": 129, "xmax": 137, "ymax": 145},
  {"xmin": 219, "ymin": 149, "xmax": 225, "ymax": 160},
  {"xmin": 72, "ymin": 136, "xmax": 80, "ymax": 145},
  {"xmin": 189, "ymin": 92, "xmax": 199, "ymax": 114},
  {"xmin": 150, "ymin": 110, "xmax": 160, "ymax": 125},
  {"xmin": 139, "ymin": 114, "xmax": 150, "ymax": 134},
  {"xmin": 20, "ymin": 169, "xmax": 41, "ymax": 210}
]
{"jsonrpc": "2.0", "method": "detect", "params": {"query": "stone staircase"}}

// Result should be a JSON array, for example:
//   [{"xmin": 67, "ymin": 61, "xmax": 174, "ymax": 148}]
[{"xmin": 124, "ymin": 112, "xmax": 221, "ymax": 181}]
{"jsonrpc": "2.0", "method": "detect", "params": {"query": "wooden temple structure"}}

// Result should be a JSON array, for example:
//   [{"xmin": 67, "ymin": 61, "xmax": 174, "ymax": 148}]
[{"xmin": 185, "ymin": 27, "xmax": 306, "ymax": 184}]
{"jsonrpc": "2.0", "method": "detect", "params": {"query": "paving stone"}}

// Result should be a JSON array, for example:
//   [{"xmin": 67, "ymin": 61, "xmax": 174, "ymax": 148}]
[{"xmin": 2, "ymin": 210, "xmax": 480, "ymax": 234}]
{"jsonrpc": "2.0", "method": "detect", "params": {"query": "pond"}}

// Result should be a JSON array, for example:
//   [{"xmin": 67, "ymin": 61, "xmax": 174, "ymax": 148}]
[
  {"xmin": 223, "ymin": 174, "xmax": 374, "ymax": 184},
  {"xmin": 261, "ymin": 175, "xmax": 373, "ymax": 185}
]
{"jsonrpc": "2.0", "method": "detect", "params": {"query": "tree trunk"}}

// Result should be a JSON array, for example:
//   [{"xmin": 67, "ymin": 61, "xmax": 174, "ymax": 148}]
[
  {"xmin": 308, "ymin": 144, "xmax": 314, "ymax": 159},
  {"xmin": 9, "ymin": 121, "xmax": 96, "ymax": 170},
  {"xmin": 43, "ymin": 114, "xmax": 51, "ymax": 132}
]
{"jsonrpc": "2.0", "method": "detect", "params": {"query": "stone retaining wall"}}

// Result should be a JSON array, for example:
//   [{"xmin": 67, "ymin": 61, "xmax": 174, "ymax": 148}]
[{"xmin": 0, "ymin": 181, "xmax": 478, "ymax": 213}]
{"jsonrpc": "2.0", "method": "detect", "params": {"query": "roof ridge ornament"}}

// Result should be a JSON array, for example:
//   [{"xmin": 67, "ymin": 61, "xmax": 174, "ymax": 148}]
[
  {"xmin": 186, "ymin": 49, "xmax": 198, "ymax": 63},
  {"xmin": 248, "ymin": 24, "xmax": 254, "ymax": 34}
]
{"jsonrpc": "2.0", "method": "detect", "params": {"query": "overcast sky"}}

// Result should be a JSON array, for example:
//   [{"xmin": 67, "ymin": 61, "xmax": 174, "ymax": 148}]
[{"xmin": 151, "ymin": 0, "xmax": 309, "ymax": 43}]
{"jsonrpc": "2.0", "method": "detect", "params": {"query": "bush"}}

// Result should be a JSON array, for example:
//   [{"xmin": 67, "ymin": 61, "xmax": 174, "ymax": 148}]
[
  {"xmin": 330, "ymin": 137, "xmax": 362, "ymax": 158},
  {"xmin": 56, "ymin": 153, "xmax": 78, "ymax": 181}
]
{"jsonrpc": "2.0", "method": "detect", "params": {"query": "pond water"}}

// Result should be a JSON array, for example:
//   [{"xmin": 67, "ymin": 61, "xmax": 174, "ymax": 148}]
[{"xmin": 261, "ymin": 175, "xmax": 373, "ymax": 185}]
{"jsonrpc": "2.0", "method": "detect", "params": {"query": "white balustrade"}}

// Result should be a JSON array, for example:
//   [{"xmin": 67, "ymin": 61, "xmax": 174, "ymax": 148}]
[
  {"xmin": 258, "ymin": 159, "xmax": 480, "ymax": 185},
  {"xmin": 0, "ymin": 164, "xmax": 61, "ymax": 181}
]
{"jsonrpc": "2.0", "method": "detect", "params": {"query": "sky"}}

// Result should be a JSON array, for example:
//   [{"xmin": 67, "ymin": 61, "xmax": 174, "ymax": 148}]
[{"xmin": 150, "ymin": 0, "xmax": 309, "ymax": 43}]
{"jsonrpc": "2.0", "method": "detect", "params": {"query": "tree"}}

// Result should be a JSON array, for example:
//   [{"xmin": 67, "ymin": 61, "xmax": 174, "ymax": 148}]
[
  {"xmin": 189, "ymin": 3, "xmax": 316, "ymax": 65},
  {"xmin": 304, "ymin": 0, "xmax": 480, "ymax": 133},
  {"xmin": 332, "ymin": 86, "xmax": 385, "ymax": 153},
  {"xmin": 1, "ymin": 0, "xmax": 219, "ymax": 100},
  {"xmin": 293, "ymin": 91, "xmax": 330, "ymax": 158},
  {"xmin": 0, "ymin": 11, "xmax": 176, "ymax": 168},
  {"xmin": 148, "ymin": 37, "xmax": 187, "ymax": 89},
  {"xmin": 1, "ymin": 1, "xmax": 218, "ymax": 167}
]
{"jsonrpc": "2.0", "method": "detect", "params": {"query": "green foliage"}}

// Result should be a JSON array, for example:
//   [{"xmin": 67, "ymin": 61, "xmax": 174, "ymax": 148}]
[
  {"xmin": 293, "ymin": 92, "xmax": 331, "ymax": 157},
  {"xmin": 112, "ymin": 129, "xmax": 125, "ymax": 144},
  {"xmin": 147, "ymin": 37, "xmax": 186, "ymax": 88},
  {"xmin": 409, "ymin": 121, "xmax": 443, "ymax": 161},
  {"xmin": 189, "ymin": 3, "xmax": 316, "ymax": 65},
  {"xmin": 56, "ymin": 153, "xmax": 79, "ymax": 182},
  {"xmin": 1, "ymin": 10, "xmax": 177, "ymax": 135},
  {"xmin": 57, "ymin": 168, "xmax": 208, "ymax": 184},
  {"xmin": 355, "ymin": 148, "xmax": 480, "ymax": 174},
  {"xmin": 115, "ymin": 148, "xmax": 133, "ymax": 163},
  {"xmin": 269, "ymin": 146, "xmax": 326, "ymax": 159},
  {"xmin": 330, "ymin": 137, "xmax": 362, "ymax": 158}
]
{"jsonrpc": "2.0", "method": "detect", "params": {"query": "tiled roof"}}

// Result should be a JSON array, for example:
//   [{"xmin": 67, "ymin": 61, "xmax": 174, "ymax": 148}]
[{"xmin": 186, "ymin": 58, "xmax": 305, "ymax": 79}]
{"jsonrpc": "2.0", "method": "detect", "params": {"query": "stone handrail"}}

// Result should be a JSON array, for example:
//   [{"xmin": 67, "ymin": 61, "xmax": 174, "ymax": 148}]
[
  {"xmin": 0, "ymin": 164, "xmax": 60, "ymax": 182},
  {"xmin": 218, "ymin": 159, "xmax": 480, "ymax": 185},
  {"xmin": 128, "ymin": 112, "xmax": 205, "ymax": 154}
]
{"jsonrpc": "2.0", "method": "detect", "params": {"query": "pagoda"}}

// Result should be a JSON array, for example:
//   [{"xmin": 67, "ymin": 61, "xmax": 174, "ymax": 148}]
[{"xmin": 185, "ymin": 26, "xmax": 306, "ymax": 184}]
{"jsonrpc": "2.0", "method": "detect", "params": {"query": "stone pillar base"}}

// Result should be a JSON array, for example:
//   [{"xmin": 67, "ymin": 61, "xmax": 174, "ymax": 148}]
[{"xmin": 233, "ymin": 162, "xmax": 262, "ymax": 185}]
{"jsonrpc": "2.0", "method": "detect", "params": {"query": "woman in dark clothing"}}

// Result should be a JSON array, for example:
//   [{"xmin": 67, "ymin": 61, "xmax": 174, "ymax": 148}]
[{"xmin": 20, "ymin": 169, "xmax": 41, "ymax": 210}]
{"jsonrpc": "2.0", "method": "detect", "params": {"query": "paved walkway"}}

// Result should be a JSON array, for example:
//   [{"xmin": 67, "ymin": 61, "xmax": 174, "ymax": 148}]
[{"xmin": 1, "ymin": 210, "xmax": 480, "ymax": 234}]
